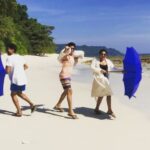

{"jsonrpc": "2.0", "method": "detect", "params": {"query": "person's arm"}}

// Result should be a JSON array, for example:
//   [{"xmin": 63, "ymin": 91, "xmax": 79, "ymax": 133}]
[
  {"xmin": 108, "ymin": 59, "xmax": 123, "ymax": 72},
  {"xmin": 74, "ymin": 57, "xmax": 79, "ymax": 66},
  {"xmin": 73, "ymin": 50, "xmax": 85, "ymax": 65},
  {"xmin": 63, "ymin": 46, "xmax": 71, "ymax": 54},
  {"xmin": 22, "ymin": 57, "xmax": 28, "ymax": 70},
  {"xmin": 58, "ymin": 47, "xmax": 71, "ymax": 62},
  {"xmin": 5, "ymin": 66, "xmax": 12, "ymax": 74},
  {"xmin": 5, "ymin": 57, "xmax": 12, "ymax": 74},
  {"xmin": 24, "ymin": 64, "xmax": 28, "ymax": 70}
]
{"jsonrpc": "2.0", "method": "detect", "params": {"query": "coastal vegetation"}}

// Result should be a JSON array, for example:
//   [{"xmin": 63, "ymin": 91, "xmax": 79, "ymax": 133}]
[{"xmin": 0, "ymin": 0, "xmax": 55, "ymax": 55}]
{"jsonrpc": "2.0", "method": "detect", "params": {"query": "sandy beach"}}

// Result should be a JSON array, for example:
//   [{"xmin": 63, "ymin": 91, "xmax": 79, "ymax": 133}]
[{"xmin": 0, "ymin": 54, "xmax": 150, "ymax": 150}]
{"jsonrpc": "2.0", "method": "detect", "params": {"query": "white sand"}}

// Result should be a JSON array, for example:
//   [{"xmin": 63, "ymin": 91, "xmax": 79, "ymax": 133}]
[{"xmin": 0, "ymin": 54, "xmax": 150, "ymax": 150}]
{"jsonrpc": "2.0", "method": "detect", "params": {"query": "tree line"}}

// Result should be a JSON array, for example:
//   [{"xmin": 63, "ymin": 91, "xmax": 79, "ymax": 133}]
[{"xmin": 0, "ymin": 0, "xmax": 55, "ymax": 55}]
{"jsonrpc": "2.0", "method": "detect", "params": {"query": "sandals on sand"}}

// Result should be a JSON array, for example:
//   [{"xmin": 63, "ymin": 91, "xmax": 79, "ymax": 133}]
[
  {"xmin": 107, "ymin": 112, "xmax": 116, "ymax": 118},
  {"xmin": 31, "ymin": 105, "xmax": 37, "ymax": 113},
  {"xmin": 13, "ymin": 105, "xmax": 37, "ymax": 117},
  {"xmin": 53, "ymin": 106, "xmax": 78, "ymax": 119},
  {"xmin": 68, "ymin": 114, "xmax": 79, "ymax": 119},
  {"xmin": 14, "ymin": 112, "xmax": 22, "ymax": 117},
  {"xmin": 53, "ymin": 106, "xmax": 64, "ymax": 112}
]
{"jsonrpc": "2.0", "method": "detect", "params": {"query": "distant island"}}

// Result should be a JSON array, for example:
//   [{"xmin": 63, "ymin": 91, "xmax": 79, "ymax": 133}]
[{"xmin": 56, "ymin": 44, "xmax": 123, "ymax": 57}]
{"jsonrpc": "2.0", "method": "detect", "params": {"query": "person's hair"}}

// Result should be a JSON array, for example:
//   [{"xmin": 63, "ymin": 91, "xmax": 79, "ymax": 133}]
[
  {"xmin": 99, "ymin": 49, "xmax": 108, "ymax": 55},
  {"xmin": 7, "ymin": 43, "xmax": 17, "ymax": 53},
  {"xmin": 67, "ymin": 42, "xmax": 76, "ymax": 48}
]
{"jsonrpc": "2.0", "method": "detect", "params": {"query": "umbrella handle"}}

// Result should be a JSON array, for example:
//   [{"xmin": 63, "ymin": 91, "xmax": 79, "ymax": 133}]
[{"xmin": 109, "ymin": 70, "xmax": 124, "ymax": 73}]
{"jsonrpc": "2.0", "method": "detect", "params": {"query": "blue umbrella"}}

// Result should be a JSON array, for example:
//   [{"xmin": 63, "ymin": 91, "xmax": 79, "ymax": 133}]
[
  {"xmin": 0, "ymin": 54, "xmax": 6, "ymax": 96},
  {"xmin": 123, "ymin": 47, "xmax": 142, "ymax": 99}
]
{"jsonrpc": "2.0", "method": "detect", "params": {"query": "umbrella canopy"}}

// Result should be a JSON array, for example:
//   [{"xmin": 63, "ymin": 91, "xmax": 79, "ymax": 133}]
[
  {"xmin": 0, "ymin": 55, "xmax": 6, "ymax": 96},
  {"xmin": 123, "ymin": 47, "xmax": 142, "ymax": 99}
]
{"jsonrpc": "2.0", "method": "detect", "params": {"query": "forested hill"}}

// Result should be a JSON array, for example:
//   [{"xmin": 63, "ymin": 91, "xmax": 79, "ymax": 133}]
[
  {"xmin": 0, "ymin": 0, "xmax": 55, "ymax": 55},
  {"xmin": 56, "ymin": 44, "xmax": 123, "ymax": 57}
]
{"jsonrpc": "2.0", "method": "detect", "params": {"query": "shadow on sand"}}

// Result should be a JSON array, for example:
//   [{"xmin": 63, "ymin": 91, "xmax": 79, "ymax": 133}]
[
  {"xmin": 0, "ymin": 105, "xmax": 112, "ymax": 120},
  {"xmin": 0, "ymin": 109, "xmax": 14, "ymax": 116},
  {"xmin": 21, "ymin": 104, "xmax": 71, "ymax": 119},
  {"xmin": 74, "ymin": 107, "xmax": 112, "ymax": 120}
]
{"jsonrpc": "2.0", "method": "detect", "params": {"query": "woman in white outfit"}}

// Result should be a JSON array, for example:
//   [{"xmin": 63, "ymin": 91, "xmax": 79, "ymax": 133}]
[{"xmin": 91, "ymin": 49, "xmax": 118, "ymax": 118}]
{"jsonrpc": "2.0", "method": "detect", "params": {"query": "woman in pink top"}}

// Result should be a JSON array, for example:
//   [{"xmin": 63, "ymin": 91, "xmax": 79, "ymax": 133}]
[{"xmin": 54, "ymin": 42, "xmax": 79, "ymax": 119}]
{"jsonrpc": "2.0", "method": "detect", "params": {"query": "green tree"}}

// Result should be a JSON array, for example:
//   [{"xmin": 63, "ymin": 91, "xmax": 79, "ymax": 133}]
[
  {"xmin": 0, "ymin": 0, "xmax": 55, "ymax": 55},
  {"xmin": 23, "ymin": 18, "xmax": 55, "ymax": 55},
  {"xmin": 0, "ymin": 0, "xmax": 17, "ymax": 17}
]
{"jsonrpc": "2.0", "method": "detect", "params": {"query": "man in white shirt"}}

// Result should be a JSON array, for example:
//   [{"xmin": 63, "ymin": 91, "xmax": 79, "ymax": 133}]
[{"xmin": 5, "ymin": 43, "xmax": 36, "ymax": 117}]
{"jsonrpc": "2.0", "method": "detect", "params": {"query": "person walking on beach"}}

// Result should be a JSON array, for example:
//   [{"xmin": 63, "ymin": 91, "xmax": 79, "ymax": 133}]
[
  {"xmin": 54, "ymin": 42, "xmax": 83, "ymax": 119},
  {"xmin": 5, "ymin": 43, "xmax": 36, "ymax": 117},
  {"xmin": 91, "ymin": 49, "xmax": 119, "ymax": 118}
]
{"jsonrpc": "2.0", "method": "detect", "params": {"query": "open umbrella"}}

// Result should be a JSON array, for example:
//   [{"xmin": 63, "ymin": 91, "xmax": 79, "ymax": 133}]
[
  {"xmin": 123, "ymin": 47, "xmax": 142, "ymax": 99},
  {"xmin": 0, "ymin": 54, "xmax": 6, "ymax": 96}
]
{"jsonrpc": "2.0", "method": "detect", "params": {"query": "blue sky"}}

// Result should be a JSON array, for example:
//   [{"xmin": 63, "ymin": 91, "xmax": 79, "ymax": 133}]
[{"xmin": 17, "ymin": 0, "xmax": 150, "ymax": 53}]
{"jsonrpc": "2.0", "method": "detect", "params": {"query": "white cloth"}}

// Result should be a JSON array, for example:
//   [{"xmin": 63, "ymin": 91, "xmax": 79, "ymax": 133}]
[
  {"xmin": 58, "ymin": 48, "xmax": 84, "ymax": 62},
  {"xmin": 6, "ymin": 54, "xmax": 27, "ymax": 85},
  {"xmin": 1, "ymin": 54, "xmax": 7, "ymax": 67},
  {"xmin": 91, "ymin": 58, "xmax": 115, "ymax": 74},
  {"xmin": 73, "ymin": 50, "xmax": 84, "ymax": 58},
  {"xmin": 91, "ymin": 58, "xmax": 114, "ymax": 98}
]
